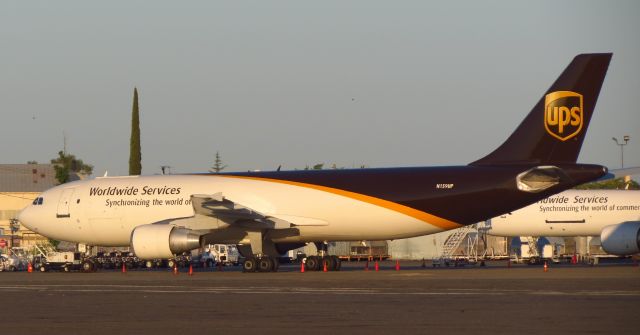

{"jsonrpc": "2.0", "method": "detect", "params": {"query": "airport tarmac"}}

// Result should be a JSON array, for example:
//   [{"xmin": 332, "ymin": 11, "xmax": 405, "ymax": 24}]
[{"xmin": 0, "ymin": 261, "xmax": 638, "ymax": 335}]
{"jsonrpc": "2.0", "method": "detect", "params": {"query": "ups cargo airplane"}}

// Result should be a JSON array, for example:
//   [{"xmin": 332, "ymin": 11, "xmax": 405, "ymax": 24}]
[
  {"xmin": 485, "ymin": 189, "xmax": 640, "ymax": 256},
  {"xmin": 19, "ymin": 53, "xmax": 612, "ymax": 272}
]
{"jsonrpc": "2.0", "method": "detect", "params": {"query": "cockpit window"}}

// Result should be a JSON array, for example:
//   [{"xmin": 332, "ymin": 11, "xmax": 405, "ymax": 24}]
[
  {"xmin": 32, "ymin": 197, "xmax": 44, "ymax": 205},
  {"xmin": 38, "ymin": 197, "xmax": 43, "ymax": 205}
]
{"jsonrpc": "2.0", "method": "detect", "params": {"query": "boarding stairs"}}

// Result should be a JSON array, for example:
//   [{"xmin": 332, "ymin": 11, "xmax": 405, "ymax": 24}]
[
  {"xmin": 33, "ymin": 243, "xmax": 55, "ymax": 258},
  {"xmin": 523, "ymin": 236, "xmax": 540, "ymax": 258},
  {"xmin": 440, "ymin": 225, "xmax": 477, "ymax": 259}
]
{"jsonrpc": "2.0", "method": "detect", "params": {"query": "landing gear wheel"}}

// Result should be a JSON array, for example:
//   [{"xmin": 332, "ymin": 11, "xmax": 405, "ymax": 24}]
[
  {"xmin": 258, "ymin": 257, "xmax": 274, "ymax": 272},
  {"xmin": 271, "ymin": 257, "xmax": 280, "ymax": 272},
  {"xmin": 305, "ymin": 256, "xmax": 320, "ymax": 271},
  {"xmin": 39, "ymin": 265, "xmax": 47, "ymax": 272},
  {"xmin": 331, "ymin": 255, "xmax": 341, "ymax": 271},
  {"xmin": 167, "ymin": 259, "xmax": 176, "ymax": 269},
  {"xmin": 322, "ymin": 256, "xmax": 335, "ymax": 271},
  {"xmin": 81, "ymin": 260, "xmax": 95, "ymax": 273},
  {"xmin": 145, "ymin": 260, "xmax": 154, "ymax": 269},
  {"xmin": 242, "ymin": 257, "xmax": 258, "ymax": 272}
]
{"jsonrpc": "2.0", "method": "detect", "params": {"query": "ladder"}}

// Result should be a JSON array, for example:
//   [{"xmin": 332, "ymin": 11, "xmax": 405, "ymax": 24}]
[{"xmin": 440, "ymin": 225, "xmax": 477, "ymax": 259}]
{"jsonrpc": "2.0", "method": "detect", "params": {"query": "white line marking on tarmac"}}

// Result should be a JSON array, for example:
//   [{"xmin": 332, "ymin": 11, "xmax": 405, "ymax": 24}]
[{"xmin": 0, "ymin": 285, "xmax": 638, "ymax": 296}]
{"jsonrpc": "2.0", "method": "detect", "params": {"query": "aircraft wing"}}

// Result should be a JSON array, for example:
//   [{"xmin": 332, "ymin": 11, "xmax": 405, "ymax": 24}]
[{"xmin": 190, "ymin": 193, "xmax": 292, "ymax": 229}]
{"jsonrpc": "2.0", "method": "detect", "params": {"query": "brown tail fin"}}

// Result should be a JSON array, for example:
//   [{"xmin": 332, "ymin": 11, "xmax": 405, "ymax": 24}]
[{"xmin": 471, "ymin": 53, "xmax": 612, "ymax": 166}]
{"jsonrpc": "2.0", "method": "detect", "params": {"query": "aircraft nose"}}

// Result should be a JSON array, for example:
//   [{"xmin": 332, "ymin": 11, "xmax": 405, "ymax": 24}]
[{"xmin": 17, "ymin": 207, "xmax": 35, "ymax": 231}]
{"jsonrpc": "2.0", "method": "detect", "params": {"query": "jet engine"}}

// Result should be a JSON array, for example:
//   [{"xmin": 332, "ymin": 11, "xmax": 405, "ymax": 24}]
[
  {"xmin": 131, "ymin": 224, "xmax": 202, "ymax": 259},
  {"xmin": 600, "ymin": 221, "xmax": 640, "ymax": 255},
  {"xmin": 516, "ymin": 166, "xmax": 569, "ymax": 193}
]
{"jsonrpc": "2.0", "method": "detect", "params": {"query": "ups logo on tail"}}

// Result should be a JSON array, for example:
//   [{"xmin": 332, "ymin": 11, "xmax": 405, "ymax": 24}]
[{"xmin": 544, "ymin": 91, "xmax": 583, "ymax": 141}]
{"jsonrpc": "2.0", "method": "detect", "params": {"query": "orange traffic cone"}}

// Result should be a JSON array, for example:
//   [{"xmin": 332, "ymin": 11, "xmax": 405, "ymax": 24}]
[
  {"xmin": 173, "ymin": 264, "xmax": 178, "ymax": 275},
  {"xmin": 188, "ymin": 264, "xmax": 193, "ymax": 276},
  {"xmin": 300, "ymin": 261, "xmax": 305, "ymax": 273},
  {"xmin": 27, "ymin": 262, "xmax": 33, "ymax": 273},
  {"xmin": 122, "ymin": 263, "xmax": 126, "ymax": 273},
  {"xmin": 374, "ymin": 261, "xmax": 379, "ymax": 272},
  {"xmin": 543, "ymin": 261, "xmax": 548, "ymax": 272},
  {"xmin": 395, "ymin": 260, "xmax": 400, "ymax": 271},
  {"xmin": 323, "ymin": 261, "xmax": 328, "ymax": 272}
]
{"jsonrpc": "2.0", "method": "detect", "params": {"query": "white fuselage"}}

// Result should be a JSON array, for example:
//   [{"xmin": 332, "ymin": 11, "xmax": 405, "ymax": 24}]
[
  {"xmin": 19, "ymin": 174, "xmax": 453, "ymax": 246},
  {"xmin": 486, "ymin": 190, "xmax": 640, "ymax": 237}
]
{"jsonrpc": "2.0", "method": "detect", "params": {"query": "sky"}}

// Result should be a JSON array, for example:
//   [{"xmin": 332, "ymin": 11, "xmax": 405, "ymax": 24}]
[{"xmin": 1, "ymin": 1, "xmax": 639, "ymax": 176}]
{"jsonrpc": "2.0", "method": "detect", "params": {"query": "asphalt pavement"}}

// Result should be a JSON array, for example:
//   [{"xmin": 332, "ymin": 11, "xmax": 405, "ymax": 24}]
[{"xmin": 0, "ymin": 261, "xmax": 638, "ymax": 335}]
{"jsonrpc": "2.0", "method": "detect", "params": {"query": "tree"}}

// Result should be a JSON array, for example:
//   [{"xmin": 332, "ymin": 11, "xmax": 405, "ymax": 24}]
[
  {"xmin": 48, "ymin": 238, "xmax": 61, "ymax": 250},
  {"xmin": 129, "ymin": 87, "xmax": 142, "ymax": 175},
  {"xmin": 51, "ymin": 151, "xmax": 93, "ymax": 184},
  {"xmin": 574, "ymin": 177, "xmax": 639, "ymax": 190},
  {"xmin": 303, "ymin": 163, "xmax": 324, "ymax": 170},
  {"xmin": 210, "ymin": 151, "xmax": 227, "ymax": 173}
]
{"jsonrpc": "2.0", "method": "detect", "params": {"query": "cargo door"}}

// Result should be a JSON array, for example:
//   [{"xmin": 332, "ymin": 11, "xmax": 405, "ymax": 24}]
[{"xmin": 56, "ymin": 188, "xmax": 75, "ymax": 218}]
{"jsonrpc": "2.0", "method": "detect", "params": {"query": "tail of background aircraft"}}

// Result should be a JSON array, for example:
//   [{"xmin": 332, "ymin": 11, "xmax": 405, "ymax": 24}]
[{"xmin": 471, "ymin": 53, "xmax": 612, "ymax": 166}]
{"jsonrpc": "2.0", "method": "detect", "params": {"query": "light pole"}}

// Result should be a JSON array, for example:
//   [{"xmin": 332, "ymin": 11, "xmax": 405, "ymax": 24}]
[
  {"xmin": 9, "ymin": 218, "xmax": 19, "ymax": 250},
  {"xmin": 612, "ymin": 135, "xmax": 630, "ymax": 168}
]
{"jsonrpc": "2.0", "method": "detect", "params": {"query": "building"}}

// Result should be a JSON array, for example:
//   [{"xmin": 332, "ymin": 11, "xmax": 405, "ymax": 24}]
[{"xmin": 0, "ymin": 164, "xmax": 58, "ymax": 252}]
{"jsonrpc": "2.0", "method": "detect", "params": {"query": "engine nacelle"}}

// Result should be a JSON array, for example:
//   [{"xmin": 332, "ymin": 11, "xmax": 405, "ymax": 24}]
[
  {"xmin": 600, "ymin": 222, "xmax": 640, "ymax": 255},
  {"xmin": 131, "ymin": 224, "xmax": 202, "ymax": 259}
]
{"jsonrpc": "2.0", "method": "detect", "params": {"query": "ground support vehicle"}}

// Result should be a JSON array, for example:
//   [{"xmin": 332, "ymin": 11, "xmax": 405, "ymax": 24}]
[
  {"xmin": 38, "ymin": 251, "xmax": 97, "ymax": 273},
  {"xmin": 0, "ymin": 254, "xmax": 26, "ymax": 271},
  {"xmin": 190, "ymin": 253, "xmax": 215, "ymax": 268},
  {"xmin": 143, "ymin": 258, "xmax": 167, "ymax": 269},
  {"xmin": 0, "ymin": 248, "xmax": 30, "ymax": 271},
  {"xmin": 209, "ymin": 244, "xmax": 240, "ymax": 266},
  {"xmin": 338, "ymin": 254, "xmax": 391, "ymax": 262},
  {"xmin": 166, "ymin": 253, "xmax": 191, "ymax": 269},
  {"xmin": 431, "ymin": 257, "xmax": 476, "ymax": 267}
]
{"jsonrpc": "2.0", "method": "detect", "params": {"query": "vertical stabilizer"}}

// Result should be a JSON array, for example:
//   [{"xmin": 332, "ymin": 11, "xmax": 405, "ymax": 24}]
[{"xmin": 471, "ymin": 53, "xmax": 612, "ymax": 166}]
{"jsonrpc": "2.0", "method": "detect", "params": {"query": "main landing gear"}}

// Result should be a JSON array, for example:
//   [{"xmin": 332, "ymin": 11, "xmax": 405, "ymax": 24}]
[
  {"xmin": 304, "ymin": 255, "xmax": 341, "ymax": 272},
  {"xmin": 242, "ymin": 256, "xmax": 280, "ymax": 273}
]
